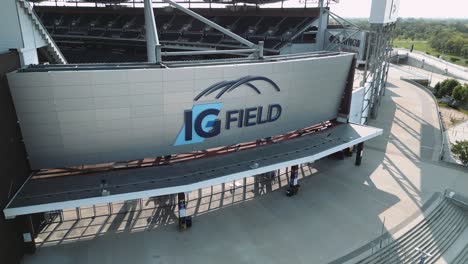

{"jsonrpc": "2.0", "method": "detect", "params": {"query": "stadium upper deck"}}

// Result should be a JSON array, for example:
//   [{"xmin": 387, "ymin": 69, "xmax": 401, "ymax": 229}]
[{"xmin": 34, "ymin": 5, "xmax": 322, "ymax": 62}]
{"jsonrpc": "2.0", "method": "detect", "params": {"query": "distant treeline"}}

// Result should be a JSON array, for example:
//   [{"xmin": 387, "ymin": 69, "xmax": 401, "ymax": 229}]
[{"xmin": 351, "ymin": 18, "xmax": 468, "ymax": 58}]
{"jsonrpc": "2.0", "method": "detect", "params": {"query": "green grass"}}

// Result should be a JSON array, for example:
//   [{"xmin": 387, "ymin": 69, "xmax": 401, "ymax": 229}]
[
  {"xmin": 438, "ymin": 102, "xmax": 468, "ymax": 115},
  {"xmin": 393, "ymin": 39, "xmax": 468, "ymax": 67},
  {"xmin": 459, "ymin": 108, "xmax": 468, "ymax": 115},
  {"xmin": 438, "ymin": 102, "xmax": 449, "ymax": 108}
]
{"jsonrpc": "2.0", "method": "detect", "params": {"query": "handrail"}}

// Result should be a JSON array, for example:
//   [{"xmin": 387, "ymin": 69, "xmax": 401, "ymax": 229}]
[
  {"xmin": 19, "ymin": 50, "xmax": 343, "ymax": 72},
  {"xmin": 161, "ymin": 48, "xmax": 256, "ymax": 56},
  {"xmin": 19, "ymin": 0, "xmax": 68, "ymax": 63},
  {"xmin": 445, "ymin": 189, "xmax": 468, "ymax": 209}
]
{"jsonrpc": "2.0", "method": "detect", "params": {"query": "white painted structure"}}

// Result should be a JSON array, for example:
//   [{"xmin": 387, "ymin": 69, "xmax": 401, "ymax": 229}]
[
  {"xmin": 369, "ymin": 0, "xmax": 400, "ymax": 24},
  {"xmin": 0, "ymin": 0, "xmax": 66, "ymax": 65},
  {"xmin": 8, "ymin": 53, "xmax": 354, "ymax": 169},
  {"xmin": 0, "ymin": 1, "xmax": 389, "ymax": 221},
  {"xmin": 326, "ymin": 30, "xmax": 368, "ymax": 63}
]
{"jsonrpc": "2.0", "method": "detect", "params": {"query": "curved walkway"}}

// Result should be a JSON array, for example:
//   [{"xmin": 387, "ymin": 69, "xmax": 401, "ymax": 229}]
[
  {"xmin": 390, "ymin": 63, "xmax": 467, "ymax": 164},
  {"xmin": 23, "ymin": 67, "xmax": 468, "ymax": 264}
]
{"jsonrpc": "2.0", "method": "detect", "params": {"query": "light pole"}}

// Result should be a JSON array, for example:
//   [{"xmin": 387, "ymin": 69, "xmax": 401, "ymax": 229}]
[
  {"xmin": 429, "ymin": 69, "xmax": 433, "ymax": 85},
  {"xmin": 415, "ymin": 247, "xmax": 432, "ymax": 264}
]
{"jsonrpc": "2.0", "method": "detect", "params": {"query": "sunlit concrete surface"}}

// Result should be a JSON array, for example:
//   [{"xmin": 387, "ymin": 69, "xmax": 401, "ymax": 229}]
[
  {"xmin": 22, "ymin": 66, "xmax": 468, "ymax": 264},
  {"xmin": 391, "ymin": 63, "xmax": 468, "ymax": 164}
]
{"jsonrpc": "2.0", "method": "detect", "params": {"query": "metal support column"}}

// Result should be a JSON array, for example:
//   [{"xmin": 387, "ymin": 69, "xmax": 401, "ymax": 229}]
[
  {"xmin": 144, "ymin": 0, "xmax": 160, "ymax": 63},
  {"xmin": 355, "ymin": 142, "xmax": 364, "ymax": 166},
  {"xmin": 369, "ymin": 26, "xmax": 383, "ymax": 119},
  {"xmin": 383, "ymin": 50, "xmax": 391, "ymax": 96},
  {"xmin": 382, "ymin": 26, "xmax": 394, "ymax": 97},
  {"xmin": 17, "ymin": 215, "xmax": 37, "ymax": 254},
  {"xmin": 257, "ymin": 41, "xmax": 264, "ymax": 59},
  {"xmin": 316, "ymin": 0, "xmax": 327, "ymax": 51},
  {"xmin": 361, "ymin": 33, "xmax": 373, "ymax": 86},
  {"xmin": 286, "ymin": 165, "xmax": 300, "ymax": 197},
  {"xmin": 178, "ymin": 193, "xmax": 192, "ymax": 230}
]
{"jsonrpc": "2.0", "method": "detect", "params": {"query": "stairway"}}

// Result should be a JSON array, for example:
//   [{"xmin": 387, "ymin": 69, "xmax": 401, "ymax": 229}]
[
  {"xmin": 452, "ymin": 244, "xmax": 468, "ymax": 264},
  {"xmin": 16, "ymin": 0, "xmax": 67, "ymax": 64},
  {"xmin": 353, "ymin": 197, "xmax": 468, "ymax": 264}
]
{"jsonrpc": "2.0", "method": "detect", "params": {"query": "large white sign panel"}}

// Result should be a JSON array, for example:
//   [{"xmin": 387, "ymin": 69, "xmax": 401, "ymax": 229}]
[
  {"xmin": 326, "ymin": 30, "xmax": 368, "ymax": 62},
  {"xmin": 8, "ymin": 53, "xmax": 354, "ymax": 169},
  {"xmin": 369, "ymin": 0, "xmax": 400, "ymax": 24}
]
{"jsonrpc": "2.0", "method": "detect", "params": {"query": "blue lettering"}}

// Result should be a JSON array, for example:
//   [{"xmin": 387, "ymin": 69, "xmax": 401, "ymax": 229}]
[
  {"xmin": 244, "ymin": 107, "xmax": 257, "ymax": 127},
  {"xmin": 267, "ymin": 104, "xmax": 282, "ymax": 122},
  {"xmin": 225, "ymin": 110, "xmax": 239, "ymax": 130}
]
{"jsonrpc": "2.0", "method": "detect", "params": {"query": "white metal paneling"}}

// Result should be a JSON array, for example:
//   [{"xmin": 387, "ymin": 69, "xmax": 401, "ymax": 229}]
[
  {"xmin": 8, "ymin": 53, "xmax": 354, "ymax": 169},
  {"xmin": 350, "ymin": 86, "xmax": 365, "ymax": 124},
  {"xmin": 362, "ymin": 82, "xmax": 372, "ymax": 124},
  {"xmin": 326, "ymin": 30, "xmax": 368, "ymax": 62},
  {"xmin": 0, "ymin": 0, "xmax": 47, "ymax": 54},
  {"xmin": 369, "ymin": 0, "xmax": 400, "ymax": 24},
  {"xmin": 0, "ymin": 0, "xmax": 23, "ymax": 51}
]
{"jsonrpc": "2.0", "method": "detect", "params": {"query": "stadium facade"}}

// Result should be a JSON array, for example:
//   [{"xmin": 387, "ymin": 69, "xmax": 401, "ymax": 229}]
[{"xmin": 0, "ymin": 0, "xmax": 398, "ymax": 262}]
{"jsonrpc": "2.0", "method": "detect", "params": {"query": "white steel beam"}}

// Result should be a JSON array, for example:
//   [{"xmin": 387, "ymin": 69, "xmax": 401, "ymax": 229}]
[
  {"xmin": 162, "ymin": 0, "xmax": 256, "ymax": 49},
  {"xmin": 316, "ymin": 0, "xmax": 327, "ymax": 50},
  {"xmin": 144, "ymin": 0, "xmax": 160, "ymax": 63}
]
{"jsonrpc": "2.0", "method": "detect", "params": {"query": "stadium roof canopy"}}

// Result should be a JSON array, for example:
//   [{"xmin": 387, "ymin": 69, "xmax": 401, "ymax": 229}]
[{"xmin": 4, "ymin": 123, "xmax": 381, "ymax": 219}]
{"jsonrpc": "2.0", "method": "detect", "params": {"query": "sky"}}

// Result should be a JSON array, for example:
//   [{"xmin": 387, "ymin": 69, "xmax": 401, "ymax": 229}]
[{"xmin": 330, "ymin": 0, "xmax": 468, "ymax": 19}]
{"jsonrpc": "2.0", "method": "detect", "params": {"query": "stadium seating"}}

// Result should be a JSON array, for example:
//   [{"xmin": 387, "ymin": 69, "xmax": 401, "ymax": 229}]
[{"xmin": 35, "ymin": 7, "xmax": 319, "ymax": 63}]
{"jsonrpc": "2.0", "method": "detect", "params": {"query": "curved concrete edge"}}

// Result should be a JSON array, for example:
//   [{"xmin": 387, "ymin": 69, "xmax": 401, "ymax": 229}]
[
  {"xmin": 327, "ymin": 192, "xmax": 442, "ymax": 264},
  {"xmin": 399, "ymin": 77, "xmax": 446, "ymax": 161}
]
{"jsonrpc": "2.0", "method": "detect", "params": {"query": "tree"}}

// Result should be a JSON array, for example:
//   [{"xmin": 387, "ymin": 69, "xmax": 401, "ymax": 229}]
[
  {"xmin": 464, "ymin": 84, "xmax": 468, "ymax": 102},
  {"xmin": 462, "ymin": 45, "xmax": 468, "ymax": 58},
  {"xmin": 434, "ymin": 82, "xmax": 441, "ymax": 96},
  {"xmin": 438, "ymin": 79, "xmax": 461, "ymax": 97},
  {"xmin": 452, "ymin": 84, "xmax": 468, "ymax": 102},
  {"xmin": 452, "ymin": 85, "xmax": 464, "ymax": 101},
  {"xmin": 452, "ymin": 140, "xmax": 468, "ymax": 165}
]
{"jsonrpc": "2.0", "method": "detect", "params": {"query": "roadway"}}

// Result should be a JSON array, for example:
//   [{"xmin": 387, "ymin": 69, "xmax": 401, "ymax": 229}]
[
  {"xmin": 22, "ymin": 66, "xmax": 468, "ymax": 264},
  {"xmin": 391, "ymin": 62, "xmax": 467, "ymax": 87}
]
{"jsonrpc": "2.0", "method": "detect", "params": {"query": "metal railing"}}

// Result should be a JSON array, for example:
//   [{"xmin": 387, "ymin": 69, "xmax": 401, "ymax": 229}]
[{"xmin": 18, "ymin": 0, "xmax": 68, "ymax": 63}]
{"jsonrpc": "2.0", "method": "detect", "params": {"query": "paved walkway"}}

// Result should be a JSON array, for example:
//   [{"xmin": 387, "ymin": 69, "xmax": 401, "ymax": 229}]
[
  {"xmin": 22, "ymin": 67, "xmax": 468, "ymax": 264},
  {"xmin": 391, "ymin": 62, "xmax": 468, "ymax": 164},
  {"xmin": 395, "ymin": 48, "xmax": 468, "ymax": 81}
]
